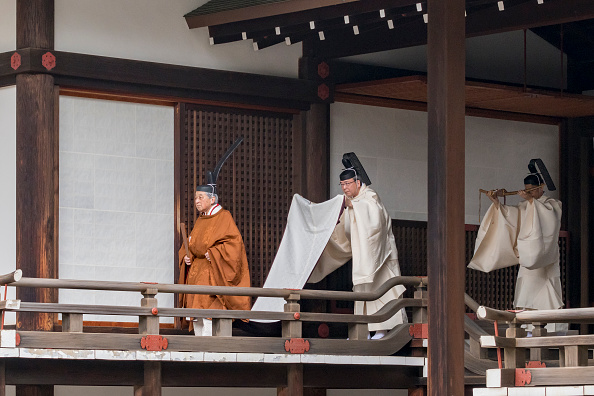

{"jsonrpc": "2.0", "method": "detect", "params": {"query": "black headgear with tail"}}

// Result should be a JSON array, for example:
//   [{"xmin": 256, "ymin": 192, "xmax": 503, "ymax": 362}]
[
  {"xmin": 524, "ymin": 158, "xmax": 556, "ymax": 191},
  {"xmin": 196, "ymin": 137, "xmax": 244, "ymax": 194},
  {"xmin": 339, "ymin": 152, "xmax": 372, "ymax": 186}
]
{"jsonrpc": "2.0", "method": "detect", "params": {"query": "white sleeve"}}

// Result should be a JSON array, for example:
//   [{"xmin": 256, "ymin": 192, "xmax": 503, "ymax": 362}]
[
  {"xmin": 467, "ymin": 203, "xmax": 520, "ymax": 272},
  {"xmin": 517, "ymin": 197, "xmax": 562, "ymax": 270}
]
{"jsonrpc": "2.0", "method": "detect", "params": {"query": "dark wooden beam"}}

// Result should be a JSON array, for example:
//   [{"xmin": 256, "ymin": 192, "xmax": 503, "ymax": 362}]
[
  {"xmin": 0, "ymin": 49, "xmax": 316, "ymax": 109},
  {"xmin": 305, "ymin": 0, "xmax": 594, "ymax": 59},
  {"xmin": 194, "ymin": 0, "xmax": 419, "ymax": 31},
  {"xmin": 3, "ymin": 358, "xmax": 422, "ymax": 388},
  {"xmin": 186, "ymin": 0, "xmax": 361, "ymax": 28},
  {"xmin": 426, "ymin": 0, "xmax": 466, "ymax": 395},
  {"xmin": 465, "ymin": 0, "xmax": 594, "ymax": 38}
]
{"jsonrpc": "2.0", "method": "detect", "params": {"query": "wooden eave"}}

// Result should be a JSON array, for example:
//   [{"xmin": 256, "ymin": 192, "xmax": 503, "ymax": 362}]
[
  {"xmin": 190, "ymin": 0, "xmax": 594, "ymax": 59},
  {"xmin": 184, "ymin": 0, "xmax": 362, "ymax": 29},
  {"xmin": 336, "ymin": 75, "xmax": 594, "ymax": 119}
]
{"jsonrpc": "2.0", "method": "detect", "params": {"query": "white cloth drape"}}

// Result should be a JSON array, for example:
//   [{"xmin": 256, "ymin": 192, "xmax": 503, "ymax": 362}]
[
  {"xmin": 468, "ymin": 196, "xmax": 563, "ymax": 310},
  {"xmin": 251, "ymin": 194, "xmax": 344, "ymax": 315}
]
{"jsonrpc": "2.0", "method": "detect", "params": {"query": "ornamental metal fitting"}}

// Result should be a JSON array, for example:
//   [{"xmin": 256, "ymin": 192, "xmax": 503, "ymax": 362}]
[
  {"xmin": 515, "ymin": 368, "xmax": 532, "ymax": 386},
  {"xmin": 140, "ymin": 335, "xmax": 168, "ymax": 351},
  {"xmin": 317, "ymin": 61, "xmax": 330, "ymax": 79},
  {"xmin": 409, "ymin": 323, "xmax": 428, "ymax": 339},
  {"xmin": 284, "ymin": 338, "xmax": 310, "ymax": 354},
  {"xmin": 318, "ymin": 83, "xmax": 330, "ymax": 100},
  {"xmin": 11, "ymin": 52, "xmax": 21, "ymax": 70},
  {"xmin": 42, "ymin": 52, "xmax": 56, "ymax": 70}
]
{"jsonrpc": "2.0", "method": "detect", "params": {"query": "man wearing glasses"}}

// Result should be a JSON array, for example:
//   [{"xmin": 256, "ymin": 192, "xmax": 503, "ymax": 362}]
[{"xmin": 309, "ymin": 153, "xmax": 406, "ymax": 339}]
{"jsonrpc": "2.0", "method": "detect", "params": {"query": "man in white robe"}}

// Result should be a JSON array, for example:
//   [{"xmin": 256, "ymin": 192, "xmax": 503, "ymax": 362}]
[
  {"xmin": 308, "ymin": 165, "xmax": 406, "ymax": 339},
  {"xmin": 468, "ymin": 174, "xmax": 563, "ymax": 312}
]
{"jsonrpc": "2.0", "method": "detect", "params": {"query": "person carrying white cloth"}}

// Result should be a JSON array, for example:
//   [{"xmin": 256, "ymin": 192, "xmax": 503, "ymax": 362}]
[
  {"xmin": 468, "ymin": 173, "xmax": 563, "ymax": 312},
  {"xmin": 308, "ymin": 154, "xmax": 407, "ymax": 339}
]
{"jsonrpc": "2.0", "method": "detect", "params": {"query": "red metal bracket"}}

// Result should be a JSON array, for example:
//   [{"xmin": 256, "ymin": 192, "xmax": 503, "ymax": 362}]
[
  {"xmin": 284, "ymin": 338, "xmax": 310, "ymax": 354},
  {"xmin": 11, "ymin": 53, "xmax": 21, "ymax": 70},
  {"xmin": 42, "ymin": 52, "xmax": 56, "ymax": 70},
  {"xmin": 318, "ymin": 84, "xmax": 330, "ymax": 100},
  {"xmin": 15, "ymin": 333, "xmax": 20, "ymax": 346},
  {"xmin": 515, "ymin": 368, "xmax": 532, "ymax": 386},
  {"xmin": 140, "ymin": 335, "xmax": 168, "ymax": 351},
  {"xmin": 409, "ymin": 323, "xmax": 428, "ymax": 339},
  {"xmin": 317, "ymin": 62, "xmax": 330, "ymax": 79},
  {"xmin": 526, "ymin": 361, "xmax": 546, "ymax": 368}
]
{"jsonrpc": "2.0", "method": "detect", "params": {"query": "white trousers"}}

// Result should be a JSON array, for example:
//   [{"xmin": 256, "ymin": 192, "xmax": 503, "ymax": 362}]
[{"xmin": 193, "ymin": 318, "xmax": 213, "ymax": 336}]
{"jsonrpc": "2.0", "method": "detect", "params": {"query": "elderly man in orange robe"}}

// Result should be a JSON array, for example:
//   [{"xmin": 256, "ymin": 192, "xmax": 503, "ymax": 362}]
[{"xmin": 178, "ymin": 138, "xmax": 250, "ymax": 336}]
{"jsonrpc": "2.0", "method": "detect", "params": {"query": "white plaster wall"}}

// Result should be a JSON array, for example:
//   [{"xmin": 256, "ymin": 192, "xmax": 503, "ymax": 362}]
[
  {"xmin": 59, "ymin": 96, "xmax": 175, "ymax": 322},
  {"xmin": 0, "ymin": 0, "xmax": 16, "ymax": 52},
  {"xmin": 0, "ymin": 86, "xmax": 17, "ymax": 325},
  {"xmin": 54, "ymin": 0, "xmax": 301, "ymax": 78},
  {"xmin": 330, "ymin": 102, "xmax": 559, "ymax": 225}
]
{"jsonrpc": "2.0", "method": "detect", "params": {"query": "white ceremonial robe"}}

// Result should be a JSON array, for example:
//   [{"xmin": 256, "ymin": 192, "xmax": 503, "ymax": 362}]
[
  {"xmin": 309, "ymin": 185, "xmax": 407, "ymax": 331},
  {"xmin": 468, "ymin": 195, "xmax": 563, "ymax": 310}
]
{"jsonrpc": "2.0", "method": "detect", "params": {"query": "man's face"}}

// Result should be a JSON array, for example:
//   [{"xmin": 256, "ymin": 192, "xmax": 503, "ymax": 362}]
[
  {"xmin": 340, "ymin": 177, "xmax": 361, "ymax": 198},
  {"xmin": 524, "ymin": 184, "xmax": 544, "ymax": 200},
  {"xmin": 195, "ymin": 191, "xmax": 216, "ymax": 213}
]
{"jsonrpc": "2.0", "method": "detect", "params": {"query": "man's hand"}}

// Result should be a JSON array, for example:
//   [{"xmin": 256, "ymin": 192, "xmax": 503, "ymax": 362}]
[
  {"xmin": 345, "ymin": 197, "xmax": 353, "ymax": 209},
  {"xmin": 518, "ymin": 190, "xmax": 533, "ymax": 203},
  {"xmin": 487, "ymin": 190, "xmax": 501, "ymax": 208},
  {"xmin": 184, "ymin": 255, "xmax": 192, "ymax": 265}
]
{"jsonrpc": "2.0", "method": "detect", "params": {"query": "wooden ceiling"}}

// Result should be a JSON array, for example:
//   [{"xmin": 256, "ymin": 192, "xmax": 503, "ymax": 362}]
[{"xmin": 336, "ymin": 76, "xmax": 594, "ymax": 119}]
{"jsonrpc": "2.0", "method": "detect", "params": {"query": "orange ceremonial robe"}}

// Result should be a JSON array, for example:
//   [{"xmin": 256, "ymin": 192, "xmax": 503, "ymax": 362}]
[{"xmin": 178, "ymin": 209, "xmax": 251, "ymax": 313}]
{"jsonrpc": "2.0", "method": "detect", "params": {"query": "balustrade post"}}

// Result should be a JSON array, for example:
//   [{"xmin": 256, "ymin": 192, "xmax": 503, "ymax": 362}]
[
  {"xmin": 282, "ymin": 293, "xmax": 302, "ymax": 338},
  {"xmin": 212, "ymin": 319, "xmax": 233, "ymax": 337},
  {"xmin": 62, "ymin": 314, "xmax": 83, "ymax": 333},
  {"xmin": 560, "ymin": 345, "xmax": 588, "ymax": 367},
  {"xmin": 413, "ymin": 282, "xmax": 428, "ymax": 324},
  {"xmin": 139, "ymin": 288, "xmax": 159, "ymax": 335},
  {"xmin": 504, "ymin": 322, "xmax": 526, "ymax": 368},
  {"xmin": 529, "ymin": 322, "xmax": 548, "ymax": 362}
]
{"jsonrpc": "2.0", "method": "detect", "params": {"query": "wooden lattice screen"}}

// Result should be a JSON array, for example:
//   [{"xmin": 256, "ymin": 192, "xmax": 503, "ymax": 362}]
[
  {"xmin": 330, "ymin": 219, "xmax": 569, "ymax": 311},
  {"xmin": 180, "ymin": 105, "xmax": 294, "ymax": 289}
]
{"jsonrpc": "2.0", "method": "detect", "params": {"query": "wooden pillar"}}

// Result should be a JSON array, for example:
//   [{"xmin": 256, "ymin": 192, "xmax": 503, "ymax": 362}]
[
  {"xmin": 562, "ymin": 117, "xmax": 594, "ymax": 331},
  {"xmin": 15, "ymin": 2, "xmax": 56, "ymax": 395},
  {"xmin": 426, "ymin": 0, "xmax": 466, "ymax": 394},
  {"xmin": 0, "ymin": 360, "xmax": 5, "ymax": 396},
  {"xmin": 277, "ymin": 364, "xmax": 304, "ymax": 396},
  {"xmin": 298, "ymin": 53, "xmax": 331, "ymax": 203},
  {"xmin": 134, "ymin": 362, "xmax": 162, "ymax": 396}
]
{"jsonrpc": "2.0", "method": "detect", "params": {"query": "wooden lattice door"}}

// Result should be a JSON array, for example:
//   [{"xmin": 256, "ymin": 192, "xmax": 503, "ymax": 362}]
[{"xmin": 179, "ymin": 105, "xmax": 294, "ymax": 289}]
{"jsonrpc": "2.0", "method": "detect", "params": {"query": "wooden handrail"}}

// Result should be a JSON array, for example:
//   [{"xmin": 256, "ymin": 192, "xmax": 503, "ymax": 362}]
[
  {"xmin": 464, "ymin": 293, "xmax": 480, "ymax": 313},
  {"xmin": 0, "ymin": 298, "xmax": 422, "ymax": 325},
  {"xmin": 5, "ymin": 272, "xmax": 426, "ymax": 302},
  {"xmin": 476, "ymin": 305, "xmax": 516, "ymax": 322}
]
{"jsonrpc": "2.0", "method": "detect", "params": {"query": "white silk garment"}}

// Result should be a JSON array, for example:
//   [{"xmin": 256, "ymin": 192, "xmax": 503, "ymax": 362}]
[
  {"xmin": 468, "ymin": 195, "xmax": 563, "ymax": 310},
  {"xmin": 309, "ymin": 185, "xmax": 407, "ymax": 331}
]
